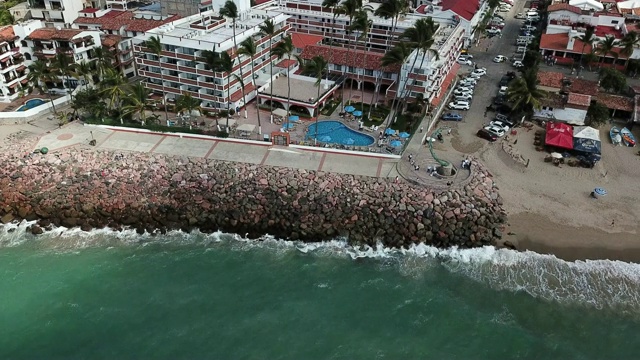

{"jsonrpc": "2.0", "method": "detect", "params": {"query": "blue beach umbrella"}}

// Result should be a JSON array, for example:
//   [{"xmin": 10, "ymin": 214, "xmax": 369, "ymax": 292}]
[
  {"xmin": 385, "ymin": 128, "xmax": 396, "ymax": 135},
  {"xmin": 390, "ymin": 140, "xmax": 402, "ymax": 147},
  {"xmin": 594, "ymin": 187, "xmax": 607, "ymax": 196},
  {"xmin": 345, "ymin": 106, "xmax": 356, "ymax": 113},
  {"xmin": 399, "ymin": 132, "xmax": 410, "ymax": 138},
  {"xmin": 352, "ymin": 110, "xmax": 363, "ymax": 117},
  {"xmin": 283, "ymin": 123, "xmax": 295, "ymax": 129},
  {"xmin": 320, "ymin": 135, "xmax": 332, "ymax": 142},
  {"xmin": 344, "ymin": 138, "xmax": 355, "ymax": 145},
  {"xmin": 288, "ymin": 115, "xmax": 300, "ymax": 122}
]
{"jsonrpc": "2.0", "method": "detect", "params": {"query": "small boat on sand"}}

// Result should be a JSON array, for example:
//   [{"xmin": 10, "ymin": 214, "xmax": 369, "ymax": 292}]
[
  {"xmin": 621, "ymin": 127, "xmax": 636, "ymax": 147},
  {"xmin": 610, "ymin": 126, "xmax": 622, "ymax": 146}
]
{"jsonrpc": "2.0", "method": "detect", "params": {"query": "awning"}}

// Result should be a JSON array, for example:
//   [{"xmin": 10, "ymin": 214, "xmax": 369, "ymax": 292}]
[
  {"xmin": 0, "ymin": 57, "xmax": 10, "ymax": 63},
  {"xmin": 573, "ymin": 126, "xmax": 601, "ymax": 154},
  {"xmin": 545, "ymin": 121, "xmax": 574, "ymax": 150},
  {"xmin": 237, "ymin": 123, "xmax": 256, "ymax": 132},
  {"xmin": 272, "ymin": 108, "xmax": 288, "ymax": 117},
  {"xmin": 9, "ymin": 82, "xmax": 19, "ymax": 89},
  {"xmin": 20, "ymin": 78, "xmax": 28, "ymax": 84}
]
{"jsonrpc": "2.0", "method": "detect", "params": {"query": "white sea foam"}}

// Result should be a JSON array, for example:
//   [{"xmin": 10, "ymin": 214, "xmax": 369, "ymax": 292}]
[{"xmin": 2, "ymin": 223, "xmax": 640, "ymax": 313}]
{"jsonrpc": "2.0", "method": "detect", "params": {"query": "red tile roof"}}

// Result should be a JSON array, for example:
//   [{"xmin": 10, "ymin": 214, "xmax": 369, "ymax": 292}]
[
  {"xmin": 0, "ymin": 26, "xmax": 16, "ymax": 43},
  {"xmin": 290, "ymin": 32, "xmax": 323, "ymax": 50},
  {"xmin": 74, "ymin": 10, "xmax": 181, "ymax": 33},
  {"xmin": 537, "ymin": 71, "xmax": 564, "ymax": 89},
  {"xmin": 547, "ymin": 3, "xmax": 582, "ymax": 15},
  {"xmin": 28, "ymin": 28, "xmax": 83, "ymax": 41},
  {"xmin": 276, "ymin": 59, "xmax": 297, "ymax": 68},
  {"xmin": 101, "ymin": 34, "xmax": 122, "ymax": 48},
  {"xmin": 79, "ymin": 7, "xmax": 100, "ymax": 13},
  {"xmin": 570, "ymin": 78, "xmax": 599, "ymax": 96},
  {"xmin": 441, "ymin": 0, "xmax": 479, "ymax": 21},
  {"xmin": 540, "ymin": 93, "xmax": 565, "ymax": 108},
  {"xmin": 415, "ymin": 4, "xmax": 428, "ymax": 14},
  {"xmin": 301, "ymin": 44, "xmax": 401, "ymax": 72},
  {"xmin": 230, "ymin": 83, "xmax": 256, "ymax": 102},
  {"xmin": 596, "ymin": 93, "xmax": 634, "ymax": 111},
  {"xmin": 567, "ymin": 93, "xmax": 591, "ymax": 107}
]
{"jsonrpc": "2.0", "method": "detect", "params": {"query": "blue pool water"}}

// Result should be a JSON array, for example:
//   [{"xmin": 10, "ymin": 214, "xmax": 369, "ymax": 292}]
[
  {"xmin": 17, "ymin": 98, "xmax": 48, "ymax": 112},
  {"xmin": 306, "ymin": 121, "xmax": 375, "ymax": 146}
]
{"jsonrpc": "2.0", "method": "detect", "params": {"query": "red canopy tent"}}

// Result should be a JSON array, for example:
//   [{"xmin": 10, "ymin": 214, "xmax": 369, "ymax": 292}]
[{"xmin": 545, "ymin": 122, "xmax": 574, "ymax": 150}]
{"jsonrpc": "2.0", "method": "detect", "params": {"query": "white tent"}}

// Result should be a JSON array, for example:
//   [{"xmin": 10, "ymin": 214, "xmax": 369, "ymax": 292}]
[
  {"xmin": 237, "ymin": 124, "xmax": 256, "ymax": 132},
  {"xmin": 573, "ymin": 126, "xmax": 602, "ymax": 154},
  {"xmin": 569, "ymin": 0, "xmax": 604, "ymax": 11},
  {"xmin": 573, "ymin": 126, "xmax": 600, "ymax": 141},
  {"xmin": 272, "ymin": 108, "xmax": 288, "ymax": 118}
]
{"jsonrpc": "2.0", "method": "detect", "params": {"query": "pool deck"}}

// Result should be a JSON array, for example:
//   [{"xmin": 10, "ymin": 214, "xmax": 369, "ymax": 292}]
[{"xmin": 306, "ymin": 120, "xmax": 377, "ymax": 147}]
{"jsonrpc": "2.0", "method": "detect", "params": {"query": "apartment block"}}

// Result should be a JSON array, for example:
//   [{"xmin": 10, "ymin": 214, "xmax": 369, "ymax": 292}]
[
  {"xmin": 0, "ymin": 26, "xmax": 28, "ymax": 102},
  {"xmin": 28, "ymin": 0, "xmax": 88, "ymax": 27},
  {"xmin": 133, "ymin": 7, "xmax": 289, "ymax": 111}
]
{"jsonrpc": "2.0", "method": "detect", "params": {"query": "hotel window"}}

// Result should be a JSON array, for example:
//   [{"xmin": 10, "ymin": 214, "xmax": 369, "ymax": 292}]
[
  {"xmin": 334, "ymin": 64, "xmax": 342, "ymax": 71},
  {"xmin": 348, "ymin": 66, "xmax": 355, "ymax": 73},
  {"xmin": 365, "ymin": 69, "xmax": 373, "ymax": 76}
]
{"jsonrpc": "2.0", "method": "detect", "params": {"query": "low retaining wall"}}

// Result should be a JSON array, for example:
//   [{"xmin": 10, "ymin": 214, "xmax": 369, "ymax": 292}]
[
  {"xmin": 0, "ymin": 95, "xmax": 70, "ymax": 125},
  {"xmin": 0, "ymin": 134, "xmax": 506, "ymax": 248}
]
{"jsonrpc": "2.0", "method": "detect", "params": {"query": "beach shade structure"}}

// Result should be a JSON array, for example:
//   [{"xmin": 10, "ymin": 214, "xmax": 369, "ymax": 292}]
[
  {"xmin": 573, "ymin": 126, "xmax": 602, "ymax": 154},
  {"xmin": 385, "ymin": 128, "xmax": 396, "ymax": 135},
  {"xmin": 344, "ymin": 138, "xmax": 355, "ymax": 145},
  {"xmin": 399, "ymin": 132, "xmax": 411, "ymax": 138},
  {"xmin": 352, "ymin": 110, "xmax": 363, "ymax": 117},
  {"xmin": 288, "ymin": 115, "xmax": 300, "ymax": 122},
  {"xmin": 282, "ymin": 122, "xmax": 295, "ymax": 130},
  {"xmin": 390, "ymin": 140, "xmax": 403, "ymax": 147},
  {"xmin": 545, "ymin": 122, "xmax": 574, "ymax": 150},
  {"xmin": 344, "ymin": 106, "xmax": 356, "ymax": 113},
  {"xmin": 319, "ymin": 135, "xmax": 332, "ymax": 142},
  {"xmin": 594, "ymin": 187, "xmax": 607, "ymax": 196}
]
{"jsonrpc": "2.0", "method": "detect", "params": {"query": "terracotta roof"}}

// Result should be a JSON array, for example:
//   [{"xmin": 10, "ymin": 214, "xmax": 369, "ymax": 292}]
[
  {"xmin": 547, "ymin": 3, "xmax": 582, "ymax": 15},
  {"xmin": 441, "ymin": 0, "xmax": 479, "ymax": 21},
  {"xmin": 596, "ymin": 93, "xmax": 634, "ymax": 111},
  {"xmin": 415, "ymin": 4, "xmax": 428, "ymax": 14},
  {"xmin": 301, "ymin": 44, "xmax": 401, "ymax": 72},
  {"xmin": 290, "ymin": 32, "xmax": 323, "ymax": 50},
  {"xmin": 230, "ymin": 82, "xmax": 256, "ymax": 102},
  {"xmin": 540, "ymin": 92, "xmax": 565, "ymax": 108},
  {"xmin": 540, "ymin": 32, "xmax": 628, "ymax": 58},
  {"xmin": 276, "ymin": 59, "xmax": 297, "ymax": 68},
  {"xmin": 28, "ymin": 28, "xmax": 83, "ymax": 41},
  {"xmin": 74, "ymin": 10, "xmax": 181, "ymax": 33},
  {"xmin": 79, "ymin": 8, "xmax": 100, "ymax": 13},
  {"xmin": 570, "ymin": 78, "xmax": 599, "ymax": 96},
  {"xmin": 631, "ymin": 85, "xmax": 640, "ymax": 94},
  {"xmin": 567, "ymin": 93, "xmax": 591, "ymax": 107},
  {"xmin": 101, "ymin": 34, "xmax": 122, "ymax": 48},
  {"xmin": 537, "ymin": 71, "xmax": 564, "ymax": 89},
  {"xmin": 0, "ymin": 26, "xmax": 16, "ymax": 43}
]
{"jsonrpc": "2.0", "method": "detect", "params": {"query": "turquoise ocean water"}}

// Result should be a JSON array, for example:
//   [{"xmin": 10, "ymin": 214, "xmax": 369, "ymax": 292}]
[{"xmin": 1, "ymin": 222, "xmax": 640, "ymax": 359}]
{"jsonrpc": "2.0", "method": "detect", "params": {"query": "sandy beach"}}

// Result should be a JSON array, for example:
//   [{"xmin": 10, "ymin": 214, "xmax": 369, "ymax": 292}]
[{"xmin": 478, "ymin": 122, "xmax": 640, "ymax": 262}]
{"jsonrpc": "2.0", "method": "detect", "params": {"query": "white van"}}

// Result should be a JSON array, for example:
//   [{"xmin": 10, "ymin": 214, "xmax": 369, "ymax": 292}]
[
  {"xmin": 526, "ymin": 14, "xmax": 540, "ymax": 21},
  {"xmin": 455, "ymin": 94, "xmax": 473, "ymax": 101}
]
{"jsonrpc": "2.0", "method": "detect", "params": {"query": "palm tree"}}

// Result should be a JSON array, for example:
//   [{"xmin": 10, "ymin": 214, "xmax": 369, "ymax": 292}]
[
  {"xmin": 175, "ymin": 94, "xmax": 201, "ymax": 123},
  {"xmin": 123, "ymin": 83, "xmax": 151, "ymax": 125},
  {"xmin": 374, "ymin": 0, "xmax": 407, "ymax": 47},
  {"xmin": 238, "ymin": 37, "xmax": 262, "ymax": 135},
  {"xmin": 213, "ymin": 51, "xmax": 235, "ymax": 131},
  {"xmin": 51, "ymin": 53, "xmax": 75, "ymax": 100},
  {"xmin": 145, "ymin": 35, "xmax": 169, "ymax": 123},
  {"xmin": 303, "ymin": 55, "xmax": 328, "ymax": 144},
  {"xmin": 322, "ymin": 0, "xmax": 340, "ymax": 83},
  {"xmin": 271, "ymin": 35, "xmax": 295, "ymax": 132},
  {"xmin": 336, "ymin": 0, "xmax": 362, "ymax": 109},
  {"xmin": 91, "ymin": 46, "xmax": 114, "ymax": 81},
  {"xmin": 596, "ymin": 36, "xmax": 619, "ymax": 69},
  {"xmin": 202, "ymin": 50, "xmax": 221, "ymax": 129},
  {"xmin": 619, "ymin": 31, "xmax": 639, "ymax": 68},
  {"xmin": 380, "ymin": 42, "xmax": 412, "ymax": 123},
  {"xmin": 74, "ymin": 61, "xmax": 93, "ymax": 87},
  {"xmin": 351, "ymin": 10, "xmax": 372, "ymax": 113},
  {"xmin": 259, "ymin": 19, "xmax": 277, "ymax": 123},
  {"xmin": 27, "ymin": 59, "xmax": 57, "ymax": 114},
  {"xmin": 100, "ymin": 67, "xmax": 127, "ymax": 116},
  {"xmin": 574, "ymin": 26, "xmax": 595, "ymax": 71},
  {"xmin": 507, "ymin": 69, "xmax": 546, "ymax": 114},
  {"xmin": 220, "ymin": 0, "xmax": 247, "ymax": 119}
]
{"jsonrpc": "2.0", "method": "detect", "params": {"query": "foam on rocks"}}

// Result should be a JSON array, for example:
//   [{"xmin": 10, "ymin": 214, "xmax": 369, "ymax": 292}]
[{"xmin": 0, "ymin": 135, "xmax": 507, "ymax": 248}]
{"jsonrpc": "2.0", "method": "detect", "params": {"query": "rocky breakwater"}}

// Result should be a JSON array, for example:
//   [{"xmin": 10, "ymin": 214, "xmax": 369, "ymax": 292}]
[{"xmin": 0, "ymin": 136, "xmax": 507, "ymax": 248}]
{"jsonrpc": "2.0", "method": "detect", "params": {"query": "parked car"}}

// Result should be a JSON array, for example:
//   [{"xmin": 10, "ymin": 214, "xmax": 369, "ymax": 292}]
[
  {"xmin": 454, "ymin": 88, "xmax": 473, "ymax": 96},
  {"xmin": 441, "ymin": 113, "xmax": 463, "ymax": 121},
  {"xmin": 487, "ymin": 28, "xmax": 502, "ymax": 35},
  {"xmin": 493, "ymin": 55, "xmax": 508, "ymax": 63},
  {"xmin": 477, "ymin": 128, "xmax": 498, "ymax": 142},
  {"xmin": 448, "ymin": 101, "xmax": 471, "ymax": 110},
  {"xmin": 493, "ymin": 95, "xmax": 506, "ymax": 105},
  {"xmin": 515, "ymin": 12, "xmax": 524, "ymax": 19},
  {"xmin": 499, "ymin": 76, "xmax": 512, "ymax": 87},
  {"xmin": 493, "ymin": 14, "xmax": 505, "ymax": 20},
  {"xmin": 490, "ymin": 120, "xmax": 511, "ymax": 132},
  {"xmin": 459, "ymin": 78, "xmax": 477, "ymax": 86},
  {"xmin": 455, "ymin": 85, "xmax": 474, "ymax": 93},
  {"xmin": 502, "ymin": 0, "xmax": 514, "ymax": 5},
  {"xmin": 523, "ymin": 25, "xmax": 536, "ymax": 32},
  {"xmin": 498, "ymin": 86, "xmax": 508, "ymax": 96},
  {"xmin": 457, "ymin": 57, "xmax": 473, "ymax": 66},
  {"xmin": 512, "ymin": 60, "xmax": 524, "ymax": 68},
  {"xmin": 454, "ymin": 94, "xmax": 473, "ymax": 101},
  {"xmin": 459, "ymin": 54, "xmax": 473, "ymax": 60},
  {"xmin": 471, "ymin": 68, "xmax": 487, "ymax": 77},
  {"xmin": 484, "ymin": 125, "xmax": 506, "ymax": 137},
  {"xmin": 461, "ymin": 76, "xmax": 478, "ymax": 84},
  {"xmin": 495, "ymin": 114, "xmax": 514, "ymax": 127}
]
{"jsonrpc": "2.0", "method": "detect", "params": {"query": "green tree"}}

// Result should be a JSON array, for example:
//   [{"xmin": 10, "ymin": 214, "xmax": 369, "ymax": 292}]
[
  {"xmin": 72, "ymin": 88, "xmax": 107, "ymax": 120},
  {"xmin": 122, "ymin": 83, "xmax": 151, "ymax": 125},
  {"xmin": 220, "ymin": 0, "xmax": 247, "ymax": 119},
  {"xmin": 585, "ymin": 102, "xmax": 609, "ymax": 127},
  {"xmin": 506, "ymin": 68, "xmax": 546, "ymax": 114},
  {"xmin": 213, "ymin": 51, "xmax": 235, "ymax": 131},
  {"xmin": 202, "ymin": 50, "xmax": 221, "ymax": 129},
  {"xmin": 583, "ymin": 50, "xmax": 599, "ymax": 71},
  {"xmin": 27, "ymin": 59, "xmax": 57, "ymax": 114},
  {"xmin": 321, "ymin": 0, "xmax": 340, "ymax": 83},
  {"xmin": 145, "ymin": 35, "xmax": 169, "ymax": 122},
  {"xmin": 303, "ymin": 55, "xmax": 328, "ymax": 144},
  {"xmin": 100, "ymin": 67, "xmax": 127, "ymax": 116},
  {"xmin": 0, "ymin": 10, "xmax": 15, "ymax": 26},
  {"xmin": 51, "ymin": 53, "xmax": 75, "ymax": 100},
  {"xmin": 350, "ymin": 10, "xmax": 372, "ymax": 112},
  {"xmin": 238, "ymin": 36, "xmax": 262, "ymax": 134},
  {"xmin": 619, "ymin": 31, "xmax": 639, "ymax": 69},
  {"xmin": 574, "ymin": 25, "xmax": 595, "ymax": 69},
  {"xmin": 596, "ymin": 36, "xmax": 619, "ymax": 67},
  {"xmin": 91, "ymin": 46, "xmax": 114, "ymax": 81},
  {"xmin": 74, "ymin": 61, "xmax": 93, "ymax": 86},
  {"xmin": 336, "ymin": 0, "xmax": 362, "ymax": 109},
  {"xmin": 380, "ymin": 42, "xmax": 412, "ymax": 125},
  {"xmin": 373, "ymin": 0, "xmax": 407, "ymax": 106},
  {"xmin": 175, "ymin": 94, "xmax": 201, "ymax": 121},
  {"xmin": 599, "ymin": 67, "xmax": 627, "ymax": 93},
  {"xmin": 271, "ymin": 35, "xmax": 296, "ymax": 130},
  {"xmin": 258, "ymin": 19, "xmax": 277, "ymax": 123}
]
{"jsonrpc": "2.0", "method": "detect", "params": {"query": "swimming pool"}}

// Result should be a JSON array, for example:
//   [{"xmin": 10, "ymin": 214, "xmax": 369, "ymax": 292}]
[
  {"xmin": 306, "ymin": 121, "xmax": 375, "ymax": 146},
  {"xmin": 17, "ymin": 98, "xmax": 48, "ymax": 112}
]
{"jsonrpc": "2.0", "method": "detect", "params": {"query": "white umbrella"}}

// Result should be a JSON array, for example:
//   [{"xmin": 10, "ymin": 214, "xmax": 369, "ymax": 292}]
[{"xmin": 551, "ymin": 152, "xmax": 563, "ymax": 159}]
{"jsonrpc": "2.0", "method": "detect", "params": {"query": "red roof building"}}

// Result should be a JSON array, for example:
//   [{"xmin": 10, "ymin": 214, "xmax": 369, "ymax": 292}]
[
  {"xmin": 547, "ymin": 3, "xmax": 582, "ymax": 15},
  {"xmin": 74, "ymin": 11, "xmax": 180, "ymax": 33},
  {"xmin": 290, "ymin": 32, "xmax": 323, "ymax": 50},
  {"xmin": 301, "ymin": 44, "xmax": 400, "ymax": 72},
  {"xmin": 441, "ymin": 0, "xmax": 480, "ymax": 21}
]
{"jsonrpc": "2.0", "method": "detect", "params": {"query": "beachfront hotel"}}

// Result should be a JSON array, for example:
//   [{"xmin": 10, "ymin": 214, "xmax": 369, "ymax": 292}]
[
  {"xmin": 0, "ymin": 25, "xmax": 32, "ymax": 102},
  {"xmin": 132, "ymin": 3, "xmax": 290, "ymax": 113}
]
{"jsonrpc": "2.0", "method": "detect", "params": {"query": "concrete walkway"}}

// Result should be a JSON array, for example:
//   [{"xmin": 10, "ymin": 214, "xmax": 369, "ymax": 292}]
[{"xmin": 29, "ymin": 121, "xmax": 401, "ymax": 179}]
